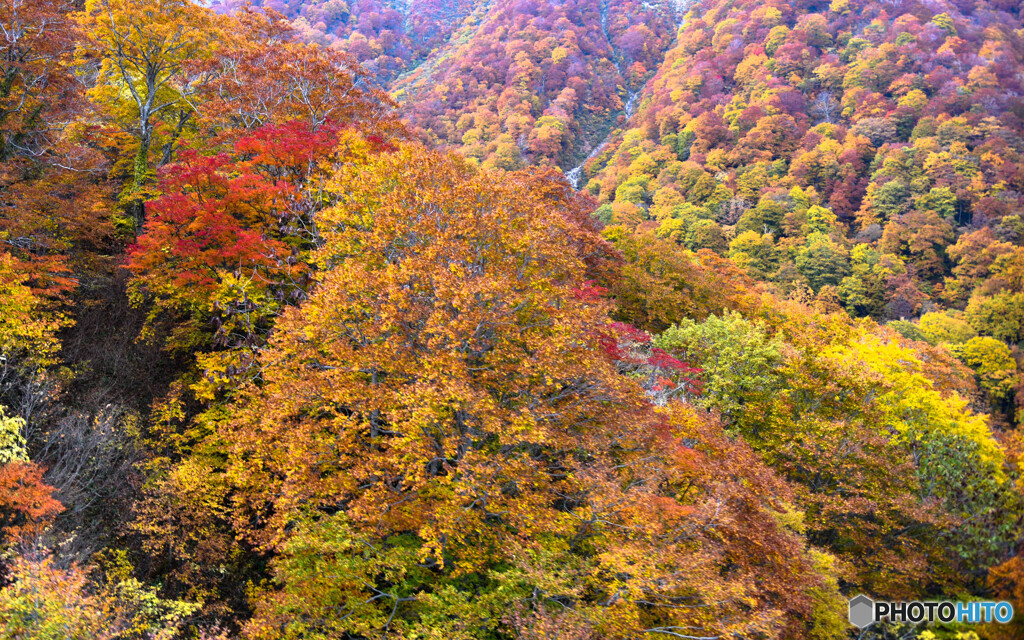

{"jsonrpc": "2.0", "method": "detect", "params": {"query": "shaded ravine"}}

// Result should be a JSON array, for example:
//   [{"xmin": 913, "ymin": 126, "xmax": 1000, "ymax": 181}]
[{"xmin": 566, "ymin": 141, "xmax": 609, "ymax": 188}]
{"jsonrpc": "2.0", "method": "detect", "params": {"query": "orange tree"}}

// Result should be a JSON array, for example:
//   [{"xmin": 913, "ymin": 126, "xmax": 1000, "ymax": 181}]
[
  {"xmin": 167, "ymin": 143, "xmax": 847, "ymax": 638},
  {"xmin": 2, "ymin": 0, "xmax": 115, "ymax": 291}
]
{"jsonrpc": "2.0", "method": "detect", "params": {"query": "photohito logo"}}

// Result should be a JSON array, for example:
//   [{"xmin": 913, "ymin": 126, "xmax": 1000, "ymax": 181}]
[{"xmin": 848, "ymin": 595, "xmax": 1014, "ymax": 629}]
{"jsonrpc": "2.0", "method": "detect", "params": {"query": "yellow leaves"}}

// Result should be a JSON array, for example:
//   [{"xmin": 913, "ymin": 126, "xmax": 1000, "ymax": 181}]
[
  {"xmin": 0, "ymin": 250, "xmax": 68, "ymax": 367},
  {"xmin": 829, "ymin": 0, "xmax": 851, "ymax": 14},
  {"xmin": 824, "ymin": 328, "xmax": 1004, "ymax": 469},
  {"xmin": 930, "ymin": 12, "xmax": 958, "ymax": 37},
  {"xmin": 772, "ymin": 501, "xmax": 807, "ymax": 535},
  {"xmin": 0, "ymin": 406, "xmax": 28, "ymax": 465},
  {"xmin": 735, "ymin": 54, "xmax": 769, "ymax": 88},
  {"xmin": 898, "ymin": 88, "xmax": 928, "ymax": 111},
  {"xmin": 75, "ymin": 0, "xmax": 223, "ymax": 203},
  {"xmin": 77, "ymin": 0, "xmax": 216, "ymax": 89}
]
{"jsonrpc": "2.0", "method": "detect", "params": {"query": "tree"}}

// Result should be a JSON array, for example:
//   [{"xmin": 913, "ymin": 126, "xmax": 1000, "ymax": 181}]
[
  {"xmin": 917, "ymin": 187, "xmax": 958, "ymax": 221},
  {"xmin": 75, "ymin": 0, "xmax": 221, "ymax": 228},
  {"xmin": 729, "ymin": 230, "xmax": 780, "ymax": 281},
  {"xmin": 966, "ymin": 292, "xmax": 1024, "ymax": 344},
  {"xmin": 611, "ymin": 231, "xmax": 759, "ymax": 333},
  {"xmin": 202, "ymin": 9, "xmax": 399, "ymax": 137},
  {"xmin": 953, "ymin": 337, "xmax": 1019, "ymax": 408},
  {"xmin": 0, "ymin": 462, "xmax": 62, "ymax": 546},
  {"xmin": 1, "ymin": 0, "xmax": 116, "ymax": 283},
  {"xmin": 747, "ymin": 302, "xmax": 1011, "ymax": 595},
  {"xmin": 795, "ymin": 232, "xmax": 851, "ymax": 291},
  {"xmin": 212, "ymin": 144, "xmax": 829, "ymax": 638},
  {"xmin": 0, "ymin": 0, "xmax": 78, "ymax": 162},
  {"xmin": 126, "ymin": 122, "xmax": 349, "ymax": 357},
  {"xmin": 945, "ymin": 229, "xmax": 1013, "ymax": 305},
  {"xmin": 880, "ymin": 210, "xmax": 953, "ymax": 281},
  {"xmin": 802, "ymin": 205, "xmax": 840, "ymax": 236},
  {"xmin": 655, "ymin": 312, "xmax": 783, "ymax": 425},
  {"xmin": 0, "ymin": 251, "xmax": 66, "ymax": 368},
  {"xmin": 919, "ymin": 310, "xmax": 977, "ymax": 345}
]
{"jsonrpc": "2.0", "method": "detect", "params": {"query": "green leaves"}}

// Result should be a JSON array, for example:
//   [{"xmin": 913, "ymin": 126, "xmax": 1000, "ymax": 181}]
[{"xmin": 654, "ymin": 312, "xmax": 783, "ymax": 425}]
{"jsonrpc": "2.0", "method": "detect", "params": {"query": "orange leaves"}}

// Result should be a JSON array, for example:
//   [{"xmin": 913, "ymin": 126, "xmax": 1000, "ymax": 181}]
[
  {"xmin": 0, "ymin": 0, "xmax": 79, "ymax": 161},
  {"xmin": 203, "ymin": 8, "xmax": 401, "ymax": 139},
  {"xmin": 0, "ymin": 462, "xmax": 62, "ymax": 544},
  {"xmin": 197, "ymin": 143, "xmax": 838, "ymax": 637}
]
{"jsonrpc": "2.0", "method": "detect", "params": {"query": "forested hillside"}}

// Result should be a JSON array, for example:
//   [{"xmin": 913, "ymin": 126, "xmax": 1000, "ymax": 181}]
[
  {"xmin": 1, "ymin": 0, "xmax": 1024, "ymax": 638},
  {"xmin": 579, "ymin": 0, "xmax": 1024, "ymax": 433},
  {"xmin": 227, "ymin": 0, "xmax": 684, "ymax": 170}
]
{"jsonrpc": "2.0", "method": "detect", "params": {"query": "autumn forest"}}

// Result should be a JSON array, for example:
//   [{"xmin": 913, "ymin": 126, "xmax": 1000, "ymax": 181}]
[{"xmin": 1, "ymin": 0, "xmax": 1024, "ymax": 637}]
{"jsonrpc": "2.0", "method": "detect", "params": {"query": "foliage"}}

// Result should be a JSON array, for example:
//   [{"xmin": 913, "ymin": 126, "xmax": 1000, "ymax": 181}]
[
  {"xmin": 397, "ymin": 0, "xmax": 679, "ymax": 170},
  {"xmin": 920, "ymin": 310, "xmax": 978, "ymax": 346},
  {"xmin": 953, "ymin": 337, "xmax": 1020, "ymax": 406},
  {"xmin": 0, "ymin": 406, "xmax": 28, "ymax": 465},
  {"xmin": 0, "ymin": 0, "xmax": 1022, "ymax": 636},
  {"xmin": 654, "ymin": 311, "xmax": 783, "ymax": 424},
  {"xmin": 211, "ymin": 144, "xmax": 835, "ymax": 637},
  {"xmin": 0, "ymin": 554, "xmax": 200, "ymax": 640},
  {"xmin": 0, "ymin": 251, "xmax": 68, "ymax": 367}
]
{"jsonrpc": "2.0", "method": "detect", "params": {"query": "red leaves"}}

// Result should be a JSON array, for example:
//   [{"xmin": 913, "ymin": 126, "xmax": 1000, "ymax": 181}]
[
  {"xmin": 601, "ymin": 321, "xmax": 704, "ymax": 401},
  {"xmin": 608, "ymin": 320, "xmax": 651, "ymax": 344},
  {"xmin": 648, "ymin": 347, "xmax": 702, "ymax": 376},
  {"xmin": 127, "ymin": 120, "xmax": 333, "ymax": 293},
  {"xmin": 569, "ymin": 279, "xmax": 608, "ymax": 302},
  {"xmin": 233, "ymin": 120, "xmax": 342, "ymax": 171},
  {"xmin": 129, "ymin": 149, "xmax": 288, "ymax": 291}
]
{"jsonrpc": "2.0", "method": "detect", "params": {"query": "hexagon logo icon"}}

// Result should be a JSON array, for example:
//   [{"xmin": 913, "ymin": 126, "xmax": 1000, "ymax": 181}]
[{"xmin": 849, "ymin": 594, "xmax": 875, "ymax": 629}]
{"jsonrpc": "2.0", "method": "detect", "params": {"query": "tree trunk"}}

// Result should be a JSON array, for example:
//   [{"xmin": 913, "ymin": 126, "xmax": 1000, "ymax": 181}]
[{"xmin": 131, "ymin": 131, "xmax": 151, "ymax": 233}]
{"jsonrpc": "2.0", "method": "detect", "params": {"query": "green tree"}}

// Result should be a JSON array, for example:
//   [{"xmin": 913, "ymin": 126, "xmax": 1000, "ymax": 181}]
[
  {"xmin": 917, "ymin": 187, "xmax": 957, "ymax": 220},
  {"xmin": 654, "ymin": 312, "xmax": 783, "ymax": 425},
  {"xmin": 796, "ymin": 232, "xmax": 851, "ymax": 291}
]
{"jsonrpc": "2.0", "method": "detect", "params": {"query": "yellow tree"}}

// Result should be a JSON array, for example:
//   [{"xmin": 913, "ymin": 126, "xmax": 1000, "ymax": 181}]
[{"xmin": 75, "ymin": 0, "xmax": 219, "ymax": 227}]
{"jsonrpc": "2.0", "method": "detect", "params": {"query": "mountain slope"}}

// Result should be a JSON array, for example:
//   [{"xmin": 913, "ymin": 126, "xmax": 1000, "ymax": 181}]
[
  {"xmin": 211, "ymin": 0, "xmax": 489, "ymax": 81},
  {"xmin": 577, "ymin": 0, "xmax": 1024, "ymax": 426},
  {"xmin": 219, "ymin": 0, "xmax": 683, "ymax": 170},
  {"xmin": 390, "ymin": 0, "xmax": 681, "ymax": 170}
]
